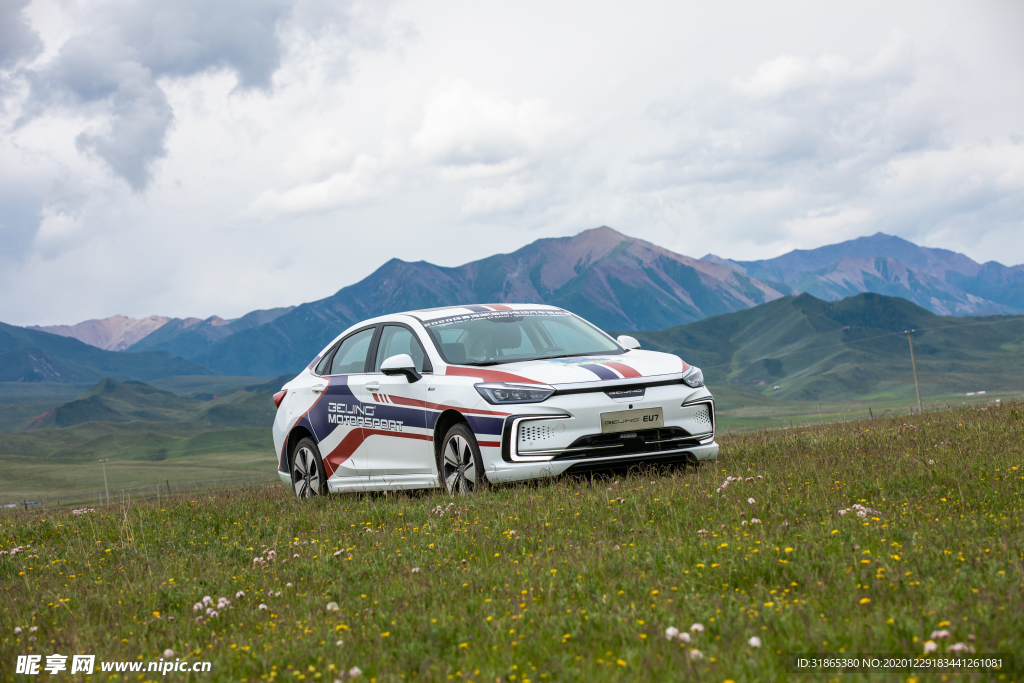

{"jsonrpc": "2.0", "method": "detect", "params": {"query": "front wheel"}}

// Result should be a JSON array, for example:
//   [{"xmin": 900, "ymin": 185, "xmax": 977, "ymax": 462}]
[
  {"xmin": 290, "ymin": 437, "xmax": 327, "ymax": 498},
  {"xmin": 440, "ymin": 423, "xmax": 486, "ymax": 495}
]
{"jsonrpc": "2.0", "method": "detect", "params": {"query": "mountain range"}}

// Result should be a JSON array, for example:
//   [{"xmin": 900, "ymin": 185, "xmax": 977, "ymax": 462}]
[
  {"xmin": 11, "ymin": 227, "xmax": 1024, "ymax": 378},
  {"xmin": 28, "ymin": 314, "xmax": 170, "ymax": 351},
  {"xmin": 705, "ymin": 232, "xmax": 1024, "ymax": 315},
  {"xmin": 0, "ymin": 321, "xmax": 215, "ymax": 384}
]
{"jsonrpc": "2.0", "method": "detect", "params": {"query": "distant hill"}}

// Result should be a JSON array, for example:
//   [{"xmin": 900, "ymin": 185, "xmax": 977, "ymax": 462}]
[
  {"xmin": 704, "ymin": 233, "xmax": 1022, "ymax": 315},
  {"xmin": 0, "ymin": 322, "xmax": 216, "ymax": 383},
  {"xmin": 194, "ymin": 227, "xmax": 786, "ymax": 375},
  {"xmin": 28, "ymin": 315, "xmax": 170, "ymax": 351},
  {"xmin": 20, "ymin": 376, "xmax": 287, "ymax": 432},
  {"xmin": 629, "ymin": 292, "xmax": 1024, "ymax": 401},
  {"xmin": 126, "ymin": 307, "xmax": 294, "ymax": 358}
]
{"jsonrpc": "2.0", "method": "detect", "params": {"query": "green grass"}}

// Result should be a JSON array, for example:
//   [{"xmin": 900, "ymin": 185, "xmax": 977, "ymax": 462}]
[
  {"xmin": 0, "ymin": 449, "xmax": 277, "ymax": 508},
  {"xmin": 2, "ymin": 403, "xmax": 1021, "ymax": 681},
  {"xmin": 711, "ymin": 385, "xmax": 1024, "ymax": 432}
]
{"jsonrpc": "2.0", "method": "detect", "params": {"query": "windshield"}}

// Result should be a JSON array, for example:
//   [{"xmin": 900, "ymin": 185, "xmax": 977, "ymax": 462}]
[{"xmin": 423, "ymin": 309, "xmax": 622, "ymax": 365}]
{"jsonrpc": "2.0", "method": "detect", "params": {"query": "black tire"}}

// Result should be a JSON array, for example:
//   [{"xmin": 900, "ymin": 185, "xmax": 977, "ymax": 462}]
[
  {"xmin": 290, "ymin": 437, "xmax": 327, "ymax": 498},
  {"xmin": 439, "ymin": 422, "xmax": 486, "ymax": 495}
]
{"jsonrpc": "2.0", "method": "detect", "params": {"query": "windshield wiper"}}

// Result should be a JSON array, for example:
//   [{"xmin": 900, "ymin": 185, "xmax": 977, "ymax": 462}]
[{"xmin": 458, "ymin": 360, "xmax": 506, "ymax": 366}]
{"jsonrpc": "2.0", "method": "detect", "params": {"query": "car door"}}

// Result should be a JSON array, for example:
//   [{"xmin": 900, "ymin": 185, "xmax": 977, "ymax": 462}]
[
  {"xmin": 363, "ymin": 323, "xmax": 432, "ymax": 476},
  {"xmin": 306, "ymin": 326, "xmax": 379, "ymax": 480}
]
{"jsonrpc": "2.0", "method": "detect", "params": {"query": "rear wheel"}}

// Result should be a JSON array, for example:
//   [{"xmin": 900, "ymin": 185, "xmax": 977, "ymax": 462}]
[
  {"xmin": 290, "ymin": 438, "xmax": 326, "ymax": 498},
  {"xmin": 440, "ymin": 423, "xmax": 485, "ymax": 495}
]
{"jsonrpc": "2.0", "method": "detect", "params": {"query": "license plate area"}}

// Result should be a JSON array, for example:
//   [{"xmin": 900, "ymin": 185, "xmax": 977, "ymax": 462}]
[{"xmin": 600, "ymin": 407, "xmax": 664, "ymax": 433}]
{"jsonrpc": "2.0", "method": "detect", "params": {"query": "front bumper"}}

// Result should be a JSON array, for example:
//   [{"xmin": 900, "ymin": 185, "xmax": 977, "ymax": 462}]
[{"xmin": 481, "ymin": 383, "xmax": 718, "ymax": 483}]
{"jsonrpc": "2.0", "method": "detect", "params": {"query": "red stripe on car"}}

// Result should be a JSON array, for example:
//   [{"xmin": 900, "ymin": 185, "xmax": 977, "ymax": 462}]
[
  {"xmin": 445, "ymin": 365, "xmax": 542, "ymax": 384},
  {"xmin": 387, "ymin": 393, "xmax": 511, "ymax": 416},
  {"xmin": 323, "ymin": 429, "xmax": 433, "ymax": 476},
  {"xmin": 603, "ymin": 361, "xmax": 642, "ymax": 378}
]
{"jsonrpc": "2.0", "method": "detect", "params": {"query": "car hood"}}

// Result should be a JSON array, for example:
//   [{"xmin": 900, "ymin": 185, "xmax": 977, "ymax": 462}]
[{"xmin": 443, "ymin": 349, "xmax": 689, "ymax": 386}]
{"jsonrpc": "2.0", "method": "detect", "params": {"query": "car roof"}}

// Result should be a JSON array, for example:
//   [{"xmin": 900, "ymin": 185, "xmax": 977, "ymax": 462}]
[
  {"xmin": 402, "ymin": 303, "xmax": 564, "ymax": 322},
  {"xmin": 323, "ymin": 303, "xmax": 568, "ymax": 349}
]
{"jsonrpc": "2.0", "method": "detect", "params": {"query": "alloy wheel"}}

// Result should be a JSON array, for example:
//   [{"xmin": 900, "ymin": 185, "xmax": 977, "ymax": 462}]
[{"xmin": 292, "ymin": 446, "xmax": 322, "ymax": 498}]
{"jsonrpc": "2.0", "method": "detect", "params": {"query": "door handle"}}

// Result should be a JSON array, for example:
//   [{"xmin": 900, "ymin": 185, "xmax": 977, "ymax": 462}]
[
  {"xmin": 365, "ymin": 382, "xmax": 380, "ymax": 391},
  {"xmin": 311, "ymin": 384, "xmax": 326, "ymax": 394}
]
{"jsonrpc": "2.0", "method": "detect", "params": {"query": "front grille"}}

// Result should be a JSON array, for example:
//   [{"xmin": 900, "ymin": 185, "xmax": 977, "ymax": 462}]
[
  {"xmin": 518, "ymin": 423, "xmax": 556, "ymax": 449},
  {"xmin": 693, "ymin": 406, "xmax": 711, "ymax": 428},
  {"xmin": 551, "ymin": 426, "xmax": 702, "ymax": 461}
]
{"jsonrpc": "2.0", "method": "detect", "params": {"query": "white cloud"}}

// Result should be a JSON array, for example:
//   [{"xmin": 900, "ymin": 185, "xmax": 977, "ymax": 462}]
[
  {"xmin": 247, "ymin": 154, "xmax": 383, "ymax": 217},
  {"xmin": 0, "ymin": 0, "xmax": 1022, "ymax": 325},
  {"xmin": 411, "ymin": 79, "xmax": 564, "ymax": 169}
]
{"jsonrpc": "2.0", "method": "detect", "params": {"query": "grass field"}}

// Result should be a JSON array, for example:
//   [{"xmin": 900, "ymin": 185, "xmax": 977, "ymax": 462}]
[{"xmin": 2, "ymin": 402, "xmax": 1021, "ymax": 681}]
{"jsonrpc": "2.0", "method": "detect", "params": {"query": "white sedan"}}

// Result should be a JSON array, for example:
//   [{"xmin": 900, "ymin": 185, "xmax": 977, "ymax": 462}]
[{"xmin": 271, "ymin": 304, "xmax": 718, "ymax": 497}]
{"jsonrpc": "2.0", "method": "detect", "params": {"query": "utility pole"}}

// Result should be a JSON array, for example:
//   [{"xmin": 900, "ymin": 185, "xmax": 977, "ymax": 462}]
[
  {"xmin": 905, "ymin": 330, "xmax": 923, "ymax": 415},
  {"xmin": 99, "ymin": 459, "xmax": 110, "ymax": 505}
]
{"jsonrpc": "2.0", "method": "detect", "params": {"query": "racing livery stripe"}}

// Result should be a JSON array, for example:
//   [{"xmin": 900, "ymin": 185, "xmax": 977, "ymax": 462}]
[
  {"xmin": 446, "ymin": 365, "xmax": 542, "ymax": 384},
  {"xmin": 487, "ymin": 304, "xmax": 513, "ymax": 311},
  {"xmin": 479, "ymin": 441, "xmax": 500, "ymax": 447},
  {"xmin": 602, "ymin": 361, "xmax": 642, "ymax": 378},
  {"xmin": 281, "ymin": 378, "xmax": 333, "ymax": 471},
  {"xmin": 323, "ymin": 429, "xmax": 433, "ymax": 476},
  {"xmin": 580, "ymin": 363, "xmax": 619, "ymax": 380},
  {"xmin": 464, "ymin": 414, "xmax": 505, "ymax": 436},
  {"xmin": 384, "ymin": 393, "xmax": 511, "ymax": 416},
  {"xmin": 463, "ymin": 305, "xmax": 491, "ymax": 313}
]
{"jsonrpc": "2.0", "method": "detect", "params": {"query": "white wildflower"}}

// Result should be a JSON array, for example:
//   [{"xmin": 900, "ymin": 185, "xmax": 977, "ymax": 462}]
[
  {"xmin": 349, "ymin": 666, "xmax": 362, "ymax": 677},
  {"xmin": 665, "ymin": 626, "xmax": 679, "ymax": 640},
  {"xmin": 259, "ymin": 604, "xmax": 268, "ymax": 611},
  {"xmin": 327, "ymin": 602, "xmax": 340, "ymax": 612},
  {"xmin": 688, "ymin": 649, "xmax": 704, "ymax": 661},
  {"xmin": 748, "ymin": 498, "xmax": 755, "ymax": 504},
  {"xmin": 690, "ymin": 623, "xmax": 704, "ymax": 633},
  {"xmin": 748, "ymin": 636, "xmax": 762, "ymax": 648},
  {"xmin": 163, "ymin": 649, "xmax": 175, "ymax": 658},
  {"xmin": 931, "ymin": 629, "xmax": 950, "ymax": 639},
  {"xmin": 923, "ymin": 640, "xmax": 938, "ymax": 653}
]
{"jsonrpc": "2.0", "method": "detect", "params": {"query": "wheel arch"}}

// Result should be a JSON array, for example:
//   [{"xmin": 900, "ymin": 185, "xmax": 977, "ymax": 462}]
[
  {"xmin": 284, "ymin": 425, "xmax": 316, "ymax": 472},
  {"xmin": 432, "ymin": 409, "xmax": 469, "ymax": 468}
]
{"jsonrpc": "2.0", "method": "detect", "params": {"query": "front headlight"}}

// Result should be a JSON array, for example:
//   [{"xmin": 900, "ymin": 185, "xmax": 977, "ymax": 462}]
[
  {"xmin": 681, "ymin": 365, "xmax": 704, "ymax": 388},
  {"xmin": 475, "ymin": 382, "xmax": 555, "ymax": 404}
]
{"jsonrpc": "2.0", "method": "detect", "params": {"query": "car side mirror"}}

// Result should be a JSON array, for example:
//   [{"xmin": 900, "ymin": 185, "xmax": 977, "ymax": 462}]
[
  {"xmin": 380, "ymin": 353, "xmax": 422, "ymax": 383},
  {"xmin": 617, "ymin": 335, "xmax": 640, "ymax": 350}
]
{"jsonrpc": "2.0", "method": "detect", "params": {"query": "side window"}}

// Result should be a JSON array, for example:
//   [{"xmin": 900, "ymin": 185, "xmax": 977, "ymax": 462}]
[
  {"xmin": 314, "ymin": 348, "xmax": 335, "ymax": 376},
  {"xmin": 328, "ymin": 328, "xmax": 376, "ymax": 375},
  {"xmin": 374, "ymin": 325, "xmax": 430, "ymax": 373}
]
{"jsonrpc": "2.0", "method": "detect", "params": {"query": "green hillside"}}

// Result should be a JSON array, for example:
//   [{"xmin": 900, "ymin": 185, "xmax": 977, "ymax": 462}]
[
  {"xmin": 0, "ymin": 374, "xmax": 288, "ymax": 435},
  {"xmin": 629, "ymin": 292, "xmax": 1024, "ymax": 401},
  {"xmin": 0, "ymin": 321, "xmax": 216, "ymax": 383}
]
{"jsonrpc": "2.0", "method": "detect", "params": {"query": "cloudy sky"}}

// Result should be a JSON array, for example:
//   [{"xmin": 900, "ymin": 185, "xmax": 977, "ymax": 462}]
[{"xmin": 2, "ymin": 0, "xmax": 1022, "ymax": 325}]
